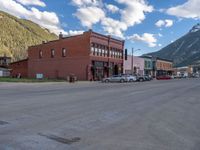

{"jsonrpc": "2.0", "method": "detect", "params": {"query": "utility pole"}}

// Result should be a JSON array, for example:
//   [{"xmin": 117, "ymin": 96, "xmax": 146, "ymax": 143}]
[
  {"xmin": 131, "ymin": 48, "xmax": 134, "ymax": 75},
  {"xmin": 131, "ymin": 48, "xmax": 141, "ymax": 75}
]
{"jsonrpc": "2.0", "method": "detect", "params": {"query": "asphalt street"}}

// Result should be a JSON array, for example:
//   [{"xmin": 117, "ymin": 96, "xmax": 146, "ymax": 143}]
[{"xmin": 0, "ymin": 79, "xmax": 200, "ymax": 150}]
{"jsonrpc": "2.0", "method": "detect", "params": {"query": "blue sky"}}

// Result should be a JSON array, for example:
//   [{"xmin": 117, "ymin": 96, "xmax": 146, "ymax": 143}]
[{"xmin": 0, "ymin": 0, "xmax": 200, "ymax": 55}]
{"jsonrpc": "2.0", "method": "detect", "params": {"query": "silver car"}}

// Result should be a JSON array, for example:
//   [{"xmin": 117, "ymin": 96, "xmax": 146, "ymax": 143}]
[
  {"xmin": 123, "ymin": 74, "xmax": 137, "ymax": 82},
  {"xmin": 102, "ymin": 75, "xmax": 128, "ymax": 83}
]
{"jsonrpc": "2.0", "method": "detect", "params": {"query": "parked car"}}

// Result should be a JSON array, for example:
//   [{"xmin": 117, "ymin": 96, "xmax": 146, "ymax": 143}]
[
  {"xmin": 156, "ymin": 75, "xmax": 172, "ymax": 80},
  {"xmin": 136, "ymin": 75, "xmax": 145, "ymax": 82},
  {"xmin": 191, "ymin": 73, "xmax": 200, "ymax": 78},
  {"xmin": 122, "ymin": 74, "xmax": 137, "ymax": 82},
  {"xmin": 144, "ymin": 75, "xmax": 153, "ymax": 81},
  {"xmin": 173, "ymin": 75, "xmax": 182, "ymax": 79},
  {"xmin": 102, "ymin": 75, "xmax": 128, "ymax": 83}
]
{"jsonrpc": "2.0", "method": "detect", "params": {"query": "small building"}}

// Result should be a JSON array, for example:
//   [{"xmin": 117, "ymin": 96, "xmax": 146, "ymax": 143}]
[
  {"xmin": 156, "ymin": 58, "xmax": 173, "ymax": 76},
  {"xmin": 192, "ymin": 64, "xmax": 200, "ymax": 74},
  {"xmin": 10, "ymin": 59, "xmax": 28, "ymax": 78},
  {"xmin": 140, "ymin": 55, "xmax": 153, "ymax": 76},
  {"xmin": 27, "ymin": 30, "xmax": 124, "ymax": 80},
  {"xmin": 0, "ymin": 67, "xmax": 10, "ymax": 77},
  {"xmin": 173, "ymin": 66, "xmax": 193, "ymax": 77},
  {"xmin": 123, "ymin": 55, "xmax": 144, "ymax": 75},
  {"xmin": 0, "ymin": 56, "xmax": 11, "ymax": 67},
  {"xmin": 0, "ymin": 56, "xmax": 11, "ymax": 77}
]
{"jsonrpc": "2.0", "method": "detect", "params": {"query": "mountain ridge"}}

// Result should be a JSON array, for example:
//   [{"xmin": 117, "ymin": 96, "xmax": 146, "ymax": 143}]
[
  {"xmin": 0, "ymin": 11, "xmax": 58, "ymax": 61},
  {"xmin": 148, "ymin": 23, "xmax": 200, "ymax": 67}
]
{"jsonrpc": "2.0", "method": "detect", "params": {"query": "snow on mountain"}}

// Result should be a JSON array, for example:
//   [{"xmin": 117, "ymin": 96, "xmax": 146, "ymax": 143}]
[{"xmin": 190, "ymin": 23, "xmax": 200, "ymax": 33}]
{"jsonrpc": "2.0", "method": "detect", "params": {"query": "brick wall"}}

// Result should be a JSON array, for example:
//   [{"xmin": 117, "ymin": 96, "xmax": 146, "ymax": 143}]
[
  {"xmin": 27, "ymin": 30, "xmax": 124, "ymax": 80},
  {"xmin": 10, "ymin": 59, "xmax": 28, "ymax": 78}
]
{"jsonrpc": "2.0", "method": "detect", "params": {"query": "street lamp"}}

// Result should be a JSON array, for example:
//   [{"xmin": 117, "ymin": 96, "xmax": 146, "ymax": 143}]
[{"xmin": 131, "ymin": 48, "xmax": 141, "ymax": 75}]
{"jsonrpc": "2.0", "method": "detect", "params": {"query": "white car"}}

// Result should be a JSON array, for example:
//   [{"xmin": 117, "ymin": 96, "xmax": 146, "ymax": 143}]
[{"xmin": 123, "ymin": 75, "xmax": 137, "ymax": 82}]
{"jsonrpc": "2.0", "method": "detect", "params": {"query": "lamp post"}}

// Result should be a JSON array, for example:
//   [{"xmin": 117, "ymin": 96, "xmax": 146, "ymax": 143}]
[{"xmin": 131, "ymin": 48, "xmax": 141, "ymax": 75}]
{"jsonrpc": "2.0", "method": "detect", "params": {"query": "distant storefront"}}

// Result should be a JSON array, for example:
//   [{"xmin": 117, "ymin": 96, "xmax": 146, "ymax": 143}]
[
  {"xmin": 141, "ymin": 55, "xmax": 153, "ymax": 76},
  {"xmin": 193, "ymin": 64, "xmax": 200, "ymax": 74},
  {"xmin": 156, "ymin": 58, "xmax": 173, "ymax": 76},
  {"xmin": 123, "ymin": 55, "xmax": 144, "ymax": 75},
  {"xmin": 173, "ymin": 66, "xmax": 193, "ymax": 77}
]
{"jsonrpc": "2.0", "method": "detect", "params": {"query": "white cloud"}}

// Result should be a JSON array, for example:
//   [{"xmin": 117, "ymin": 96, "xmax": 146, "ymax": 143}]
[
  {"xmin": 127, "ymin": 33, "xmax": 157, "ymax": 47},
  {"xmin": 158, "ymin": 33, "xmax": 163, "ymax": 37},
  {"xmin": 155, "ymin": 20, "xmax": 165, "ymax": 27},
  {"xmin": 71, "ymin": 0, "xmax": 101, "ymax": 7},
  {"xmin": 105, "ymin": 4, "xmax": 120, "ymax": 13},
  {"xmin": 0, "ymin": 0, "xmax": 65, "ymax": 35},
  {"xmin": 165, "ymin": 19, "xmax": 173, "ymax": 27},
  {"xmin": 72, "ymin": 0, "xmax": 154, "ymax": 38},
  {"xmin": 158, "ymin": 44, "xmax": 162, "ymax": 47},
  {"xmin": 101, "ymin": 17, "xmax": 127, "ymax": 38},
  {"xmin": 16, "ymin": 0, "xmax": 46, "ymax": 7},
  {"xmin": 117, "ymin": 0, "xmax": 154, "ymax": 27},
  {"xmin": 0, "ymin": 0, "xmax": 30, "ymax": 17},
  {"xmin": 166, "ymin": 0, "xmax": 200, "ymax": 19},
  {"xmin": 74, "ymin": 6, "xmax": 105, "ymax": 28},
  {"xmin": 67, "ymin": 30, "xmax": 84, "ymax": 36},
  {"xmin": 155, "ymin": 19, "xmax": 173, "ymax": 28}
]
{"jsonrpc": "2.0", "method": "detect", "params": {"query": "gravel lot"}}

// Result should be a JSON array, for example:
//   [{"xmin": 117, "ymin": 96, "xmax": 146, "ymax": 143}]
[{"xmin": 0, "ymin": 79, "xmax": 200, "ymax": 150}]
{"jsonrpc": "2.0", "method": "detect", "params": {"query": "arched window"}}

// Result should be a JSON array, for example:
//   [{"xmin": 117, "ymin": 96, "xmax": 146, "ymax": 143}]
[
  {"xmin": 51, "ymin": 49, "xmax": 55, "ymax": 58},
  {"xmin": 62, "ymin": 48, "xmax": 66, "ymax": 57},
  {"xmin": 39, "ymin": 50, "xmax": 42, "ymax": 58}
]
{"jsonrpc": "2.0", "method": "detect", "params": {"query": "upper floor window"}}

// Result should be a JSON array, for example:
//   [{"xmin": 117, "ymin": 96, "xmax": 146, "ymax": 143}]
[
  {"xmin": 91, "ymin": 47, "xmax": 94, "ymax": 55},
  {"xmin": 95, "ymin": 47, "xmax": 98, "ymax": 56},
  {"xmin": 105, "ymin": 50, "xmax": 108, "ymax": 56},
  {"xmin": 39, "ymin": 50, "xmax": 43, "ymax": 58},
  {"xmin": 51, "ymin": 49, "xmax": 55, "ymax": 58},
  {"xmin": 62, "ymin": 48, "xmax": 66, "ymax": 57}
]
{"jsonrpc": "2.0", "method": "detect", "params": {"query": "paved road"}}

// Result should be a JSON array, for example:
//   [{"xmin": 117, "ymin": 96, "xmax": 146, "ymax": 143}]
[{"xmin": 0, "ymin": 79, "xmax": 200, "ymax": 150}]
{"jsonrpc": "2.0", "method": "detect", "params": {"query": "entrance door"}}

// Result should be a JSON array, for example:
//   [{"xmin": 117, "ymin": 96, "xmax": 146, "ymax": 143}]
[{"xmin": 114, "ymin": 65, "xmax": 119, "ymax": 75}]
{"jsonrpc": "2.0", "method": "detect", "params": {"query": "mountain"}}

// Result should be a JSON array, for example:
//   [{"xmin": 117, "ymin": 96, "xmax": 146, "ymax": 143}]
[
  {"xmin": 149, "ymin": 23, "xmax": 200, "ymax": 67},
  {"xmin": 0, "ymin": 11, "xmax": 58, "ymax": 61}
]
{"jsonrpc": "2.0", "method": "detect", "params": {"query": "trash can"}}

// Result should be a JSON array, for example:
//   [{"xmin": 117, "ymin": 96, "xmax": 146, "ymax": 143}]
[{"xmin": 69, "ymin": 74, "xmax": 75, "ymax": 83}]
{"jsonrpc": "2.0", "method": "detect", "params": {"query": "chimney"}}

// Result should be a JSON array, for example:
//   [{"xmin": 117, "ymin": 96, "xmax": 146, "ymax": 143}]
[{"xmin": 59, "ymin": 32, "xmax": 63, "ymax": 39}]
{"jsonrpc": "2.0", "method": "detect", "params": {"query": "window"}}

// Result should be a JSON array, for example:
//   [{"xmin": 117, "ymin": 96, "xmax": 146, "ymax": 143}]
[
  {"xmin": 91, "ymin": 47, "xmax": 94, "ymax": 55},
  {"xmin": 91, "ymin": 43, "xmax": 95, "ymax": 55},
  {"xmin": 102, "ymin": 49, "xmax": 105, "ymax": 56},
  {"xmin": 110, "ymin": 50, "xmax": 112, "ymax": 57},
  {"xmin": 95, "ymin": 47, "xmax": 98, "ymax": 56},
  {"xmin": 62, "ymin": 48, "xmax": 66, "ymax": 57},
  {"xmin": 51, "ymin": 49, "xmax": 55, "ymax": 58},
  {"xmin": 105, "ymin": 50, "xmax": 108, "ymax": 57},
  {"xmin": 39, "ymin": 50, "xmax": 43, "ymax": 58},
  {"xmin": 99, "ymin": 46, "xmax": 102, "ymax": 56},
  {"xmin": 98, "ymin": 47, "xmax": 101, "ymax": 56}
]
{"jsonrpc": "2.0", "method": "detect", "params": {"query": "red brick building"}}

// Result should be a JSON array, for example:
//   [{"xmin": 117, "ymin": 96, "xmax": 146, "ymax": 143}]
[
  {"xmin": 27, "ymin": 30, "xmax": 124, "ymax": 80},
  {"xmin": 10, "ymin": 59, "xmax": 28, "ymax": 78}
]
